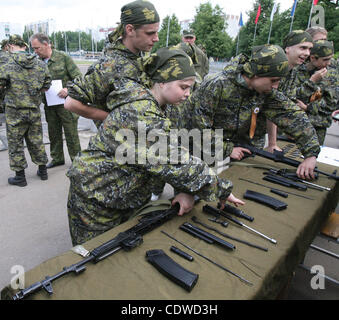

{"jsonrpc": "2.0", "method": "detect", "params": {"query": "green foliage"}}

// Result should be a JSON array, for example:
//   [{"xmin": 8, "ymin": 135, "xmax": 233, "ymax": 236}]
[
  {"xmin": 152, "ymin": 15, "xmax": 182, "ymax": 52},
  {"xmin": 190, "ymin": 2, "xmax": 233, "ymax": 59}
]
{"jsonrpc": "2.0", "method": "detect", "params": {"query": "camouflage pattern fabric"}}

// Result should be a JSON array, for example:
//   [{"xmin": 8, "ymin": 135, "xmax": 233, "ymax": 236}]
[
  {"xmin": 243, "ymin": 44, "xmax": 289, "ymax": 78},
  {"xmin": 0, "ymin": 51, "xmax": 10, "ymax": 113},
  {"xmin": 138, "ymin": 47, "xmax": 195, "ymax": 83},
  {"xmin": 0, "ymin": 51, "xmax": 51, "ymax": 171},
  {"xmin": 66, "ymin": 78, "xmax": 233, "ymax": 245},
  {"xmin": 8, "ymin": 34, "xmax": 29, "ymax": 49},
  {"xmin": 181, "ymin": 54, "xmax": 320, "ymax": 159},
  {"xmin": 283, "ymin": 30, "xmax": 313, "ymax": 49},
  {"xmin": 192, "ymin": 43, "xmax": 209, "ymax": 80},
  {"xmin": 310, "ymin": 40, "xmax": 334, "ymax": 58},
  {"xmin": 296, "ymin": 63, "xmax": 339, "ymax": 145},
  {"xmin": 108, "ymin": 0, "xmax": 159, "ymax": 44},
  {"xmin": 68, "ymin": 39, "xmax": 142, "ymax": 128},
  {"xmin": 43, "ymin": 49, "xmax": 82, "ymax": 163}
]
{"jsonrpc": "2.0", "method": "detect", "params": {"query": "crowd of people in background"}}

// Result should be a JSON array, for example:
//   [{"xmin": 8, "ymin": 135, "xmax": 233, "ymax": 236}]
[{"xmin": 0, "ymin": 0, "xmax": 338, "ymax": 246}]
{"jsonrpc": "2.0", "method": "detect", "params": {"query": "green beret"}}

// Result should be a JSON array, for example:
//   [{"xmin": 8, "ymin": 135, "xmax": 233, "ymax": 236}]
[
  {"xmin": 139, "ymin": 47, "xmax": 196, "ymax": 83},
  {"xmin": 311, "ymin": 40, "xmax": 334, "ymax": 58},
  {"xmin": 8, "ymin": 34, "xmax": 28, "ymax": 49},
  {"xmin": 283, "ymin": 30, "xmax": 313, "ymax": 49},
  {"xmin": 243, "ymin": 44, "xmax": 289, "ymax": 78}
]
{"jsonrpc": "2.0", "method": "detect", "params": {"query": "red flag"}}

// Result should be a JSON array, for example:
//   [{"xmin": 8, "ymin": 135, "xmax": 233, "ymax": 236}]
[
  {"xmin": 255, "ymin": 5, "xmax": 261, "ymax": 25},
  {"xmin": 313, "ymin": 0, "xmax": 319, "ymax": 5}
]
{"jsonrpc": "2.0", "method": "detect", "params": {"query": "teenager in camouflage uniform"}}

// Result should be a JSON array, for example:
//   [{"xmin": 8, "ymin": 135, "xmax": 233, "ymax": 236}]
[
  {"xmin": 295, "ymin": 40, "xmax": 338, "ymax": 144},
  {"xmin": 182, "ymin": 44, "xmax": 320, "ymax": 180},
  {"xmin": 266, "ymin": 30, "xmax": 313, "ymax": 151},
  {"xmin": 0, "ymin": 35, "xmax": 51, "ymax": 186},
  {"xmin": 67, "ymin": 48, "xmax": 244, "ymax": 245},
  {"xmin": 65, "ymin": 0, "xmax": 160, "ymax": 127},
  {"xmin": 30, "ymin": 33, "xmax": 82, "ymax": 168}
]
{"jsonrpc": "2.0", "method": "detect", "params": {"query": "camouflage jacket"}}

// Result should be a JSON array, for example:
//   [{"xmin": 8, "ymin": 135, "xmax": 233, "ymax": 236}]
[
  {"xmin": 296, "ymin": 63, "xmax": 339, "ymax": 129},
  {"xmin": 45, "ymin": 49, "xmax": 82, "ymax": 87},
  {"xmin": 182, "ymin": 54, "xmax": 320, "ymax": 159},
  {"xmin": 67, "ymin": 39, "xmax": 142, "ymax": 112},
  {"xmin": 67, "ymin": 78, "xmax": 233, "ymax": 210},
  {"xmin": 192, "ymin": 43, "xmax": 209, "ymax": 81},
  {"xmin": 0, "ymin": 51, "xmax": 51, "ymax": 109},
  {"xmin": 277, "ymin": 67, "xmax": 298, "ymax": 102}
]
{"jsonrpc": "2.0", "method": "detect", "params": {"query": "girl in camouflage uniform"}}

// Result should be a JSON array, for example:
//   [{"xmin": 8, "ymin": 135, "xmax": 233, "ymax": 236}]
[{"xmin": 67, "ymin": 48, "xmax": 243, "ymax": 245}]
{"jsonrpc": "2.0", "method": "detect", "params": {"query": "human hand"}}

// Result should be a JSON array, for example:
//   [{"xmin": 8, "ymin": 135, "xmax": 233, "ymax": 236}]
[
  {"xmin": 266, "ymin": 144, "xmax": 282, "ymax": 153},
  {"xmin": 172, "ymin": 193, "xmax": 195, "ymax": 216},
  {"xmin": 58, "ymin": 88, "xmax": 68, "ymax": 98},
  {"xmin": 310, "ymin": 68, "xmax": 327, "ymax": 83},
  {"xmin": 218, "ymin": 193, "xmax": 245, "ymax": 210},
  {"xmin": 230, "ymin": 147, "xmax": 251, "ymax": 161},
  {"xmin": 296, "ymin": 156, "xmax": 317, "ymax": 180}
]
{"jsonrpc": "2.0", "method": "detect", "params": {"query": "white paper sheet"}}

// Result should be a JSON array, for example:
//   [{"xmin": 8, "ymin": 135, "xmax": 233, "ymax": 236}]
[
  {"xmin": 45, "ymin": 80, "xmax": 65, "ymax": 106},
  {"xmin": 317, "ymin": 146, "xmax": 339, "ymax": 167}
]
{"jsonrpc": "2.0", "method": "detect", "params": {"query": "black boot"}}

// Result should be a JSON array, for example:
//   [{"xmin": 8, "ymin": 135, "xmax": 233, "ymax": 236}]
[
  {"xmin": 37, "ymin": 165, "xmax": 48, "ymax": 180},
  {"xmin": 8, "ymin": 170, "xmax": 27, "ymax": 187}
]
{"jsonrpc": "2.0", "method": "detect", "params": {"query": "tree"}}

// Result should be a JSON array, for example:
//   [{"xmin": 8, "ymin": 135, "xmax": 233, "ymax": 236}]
[
  {"xmin": 152, "ymin": 14, "xmax": 181, "ymax": 52},
  {"xmin": 190, "ymin": 2, "xmax": 233, "ymax": 59}
]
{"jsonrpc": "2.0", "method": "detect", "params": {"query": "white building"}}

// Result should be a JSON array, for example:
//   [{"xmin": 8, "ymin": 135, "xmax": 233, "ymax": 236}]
[
  {"xmin": 225, "ymin": 14, "xmax": 240, "ymax": 39},
  {"xmin": 0, "ymin": 22, "xmax": 24, "ymax": 41},
  {"xmin": 179, "ymin": 15, "xmax": 240, "ymax": 39}
]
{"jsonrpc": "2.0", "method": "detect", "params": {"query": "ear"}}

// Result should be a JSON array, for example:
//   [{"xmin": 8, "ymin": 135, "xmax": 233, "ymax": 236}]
[{"xmin": 125, "ymin": 24, "xmax": 135, "ymax": 36}]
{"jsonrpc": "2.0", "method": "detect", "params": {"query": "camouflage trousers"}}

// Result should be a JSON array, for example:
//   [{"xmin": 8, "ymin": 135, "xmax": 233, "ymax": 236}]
[
  {"xmin": 44, "ymin": 105, "xmax": 81, "ymax": 163},
  {"xmin": 67, "ymin": 185, "xmax": 151, "ymax": 246},
  {"xmin": 5, "ymin": 106, "xmax": 48, "ymax": 172}
]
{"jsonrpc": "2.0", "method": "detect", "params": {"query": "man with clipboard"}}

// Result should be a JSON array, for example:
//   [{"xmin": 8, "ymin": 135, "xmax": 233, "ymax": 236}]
[{"xmin": 30, "ymin": 33, "xmax": 82, "ymax": 168}]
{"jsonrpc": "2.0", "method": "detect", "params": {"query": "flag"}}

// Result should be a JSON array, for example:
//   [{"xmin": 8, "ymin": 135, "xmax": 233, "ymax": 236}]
[
  {"xmin": 270, "ymin": 3, "xmax": 278, "ymax": 21},
  {"xmin": 239, "ymin": 12, "xmax": 244, "ymax": 27},
  {"xmin": 291, "ymin": 0, "xmax": 298, "ymax": 17},
  {"xmin": 313, "ymin": 0, "xmax": 319, "ymax": 5},
  {"xmin": 255, "ymin": 5, "xmax": 261, "ymax": 25}
]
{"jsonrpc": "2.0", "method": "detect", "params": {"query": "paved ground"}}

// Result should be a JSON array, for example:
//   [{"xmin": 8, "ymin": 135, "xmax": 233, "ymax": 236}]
[{"xmin": 0, "ymin": 61, "xmax": 338, "ymax": 299}]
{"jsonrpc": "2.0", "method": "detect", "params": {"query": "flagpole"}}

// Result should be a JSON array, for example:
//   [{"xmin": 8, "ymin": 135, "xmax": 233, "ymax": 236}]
[
  {"xmin": 307, "ymin": 1, "xmax": 314, "ymax": 28},
  {"xmin": 236, "ymin": 32, "xmax": 240, "ymax": 55},
  {"xmin": 290, "ymin": 0, "xmax": 298, "ymax": 32},
  {"xmin": 267, "ymin": 20, "xmax": 273, "ymax": 44},
  {"xmin": 290, "ymin": 13, "xmax": 295, "ymax": 32},
  {"xmin": 253, "ymin": 23, "xmax": 258, "ymax": 43},
  {"xmin": 166, "ymin": 15, "xmax": 171, "ymax": 47}
]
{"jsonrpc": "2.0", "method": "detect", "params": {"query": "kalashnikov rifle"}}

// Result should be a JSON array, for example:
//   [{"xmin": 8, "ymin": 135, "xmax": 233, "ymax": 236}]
[
  {"xmin": 237, "ymin": 143, "xmax": 339, "ymax": 181},
  {"xmin": 12, "ymin": 204, "xmax": 180, "ymax": 300}
]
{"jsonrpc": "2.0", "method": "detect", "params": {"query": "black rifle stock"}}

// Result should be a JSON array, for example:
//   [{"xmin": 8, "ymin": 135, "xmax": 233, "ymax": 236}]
[
  {"xmin": 12, "ymin": 204, "xmax": 180, "ymax": 300},
  {"xmin": 237, "ymin": 143, "xmax": 339, "ymax": 181}
]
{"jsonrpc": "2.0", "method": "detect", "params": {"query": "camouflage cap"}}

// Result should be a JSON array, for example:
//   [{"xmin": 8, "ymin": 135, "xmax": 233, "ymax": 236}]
[
  {"xmin": 243, "ymin": 44, "xmax": 289, "ymax": 78},
  {"xmin": 139, "ymin": 47, "xmax": 196, "ymax": 83},
  {"xmin": 121, "ymin": 0, "xmax": 159, "ymax": 25},
  {"xmin": 283, "ymin": 30, "xmax": 313, "ymax": 49},
  {"xmin": 182, "ymin": 29, "xmax": 195, "ymax": 38},
  {"xmin": 8, "ymin": 34, "xmax": 28, "ymax": 48},
  {"xmin": 1, "ymin": 39, "xmax": 9, "ymax": 50},
  {"xmin": 109, "ymin": 0, "xmax": 159, "ymax": 43},
  {"xmin": 311, "ymin": 40, "xmax": 334, "ymax": 58}
]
